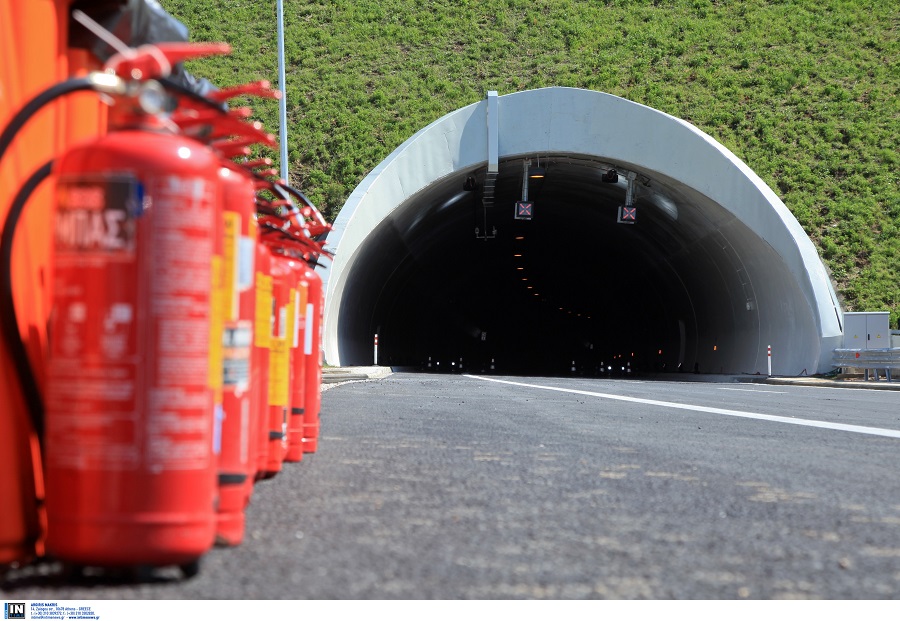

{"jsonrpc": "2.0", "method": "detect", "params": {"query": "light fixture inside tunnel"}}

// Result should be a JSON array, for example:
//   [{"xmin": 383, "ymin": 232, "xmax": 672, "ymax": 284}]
[
  {"xmin": 515, "ymin": 160, "xmax": 537, "ymax": 221},
  {"xmin": 515, "ymin": 160, "xmax": 544, "ymax": 220}
]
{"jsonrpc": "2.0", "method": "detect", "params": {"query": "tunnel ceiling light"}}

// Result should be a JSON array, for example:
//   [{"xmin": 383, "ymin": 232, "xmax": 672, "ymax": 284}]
[
  {"xmin": 602, "ymin": 168, "xmax": 618, "ymax": 183},
  {"xmin": 528, "ymin": 166, "xmax": 545, "ymax": 179},
  {"xmin": 514, "ymin": 253, "xmax": 522, "ymax": 257},
  {"xmin": 515, "ymin": 236, "xmax": 525, "ymax": 240},
  {"xmin": 516, "ymin": 267, "xmax": 524, "ymax": 270}
]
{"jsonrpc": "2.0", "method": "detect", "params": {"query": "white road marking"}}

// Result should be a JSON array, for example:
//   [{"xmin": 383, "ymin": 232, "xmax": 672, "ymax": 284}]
[
  {"xmin": 464, "ymin": 375, "xmax": 900, "ymax": 439},
  {"xmin": 718, "ymin": 387, "xmax": 787, "ymax": 394},
  {"xmin": 777, "ymin": 383, "xmax": 900, "ymax": 393}
]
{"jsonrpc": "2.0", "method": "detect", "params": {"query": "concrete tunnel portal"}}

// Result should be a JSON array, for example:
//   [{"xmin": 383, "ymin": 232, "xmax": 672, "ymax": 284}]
[{"xmin": 319, "ymin": 88, "xmax": 844, "ymax": 376}]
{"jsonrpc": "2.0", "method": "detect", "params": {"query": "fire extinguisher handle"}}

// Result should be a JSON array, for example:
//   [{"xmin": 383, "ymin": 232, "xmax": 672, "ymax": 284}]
[
  {"xmin": 105, "ymin": 42, "xmax": 232, "ymax": 81},
  {"xmin": 206, "ymin": 81, "xmax": 282, "ymax": 103}
]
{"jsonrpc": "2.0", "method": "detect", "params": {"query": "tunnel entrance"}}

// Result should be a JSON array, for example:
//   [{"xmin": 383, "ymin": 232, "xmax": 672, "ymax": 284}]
[
  {"xmin": 339, "ymin": 156, "xmax": 804, "ymax": 376},
  {"xmin": 322, "ymin": 88, "xmax": 843, "ymax": 375},
  {"xmin": 349, "ymin": 157, "xmax": 680, "ymax": 375}
]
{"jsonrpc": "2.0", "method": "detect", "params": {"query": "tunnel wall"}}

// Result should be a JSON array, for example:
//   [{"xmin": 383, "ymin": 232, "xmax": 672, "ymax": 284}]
[{"xmin": 319, "ymin": 87, "xmax": 844, "ymax": 374}]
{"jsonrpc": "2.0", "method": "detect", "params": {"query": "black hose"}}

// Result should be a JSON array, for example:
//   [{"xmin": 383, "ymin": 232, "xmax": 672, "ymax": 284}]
[
  {"xmin": 0, "ymin": 160, "xmax": 54, "ymax": 443},
  {"xmin": 0, "ymin": 77, "xmax": 106, "ymax": 447},
  {"xmin": 0, "ymin": 76, "xmax": 226, "ymax": 171},
  {"xmin": 157, "ymin": 76, "xmax": 229, "ymax": 115},
  {"xmin": 270, "ymin": 183, "xmax": 331, "ymax": 259},
  {"xmin": 273, "ymin": 182, "xmax": 317, "ymax": 213},
  {"xmin": 0, "ymin": 77, "xmax": 95, "ymax": 168}
]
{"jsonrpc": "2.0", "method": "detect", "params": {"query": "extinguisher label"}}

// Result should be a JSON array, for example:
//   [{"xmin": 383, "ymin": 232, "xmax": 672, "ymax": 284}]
[
  {"xmin": 49, "ymin": 171, "xmax": 216, "ymax": 473},
  {"xmin": 292, "ymin": 290, "xmax": 300, "ymax": 348},
  {"xmin": 287, "ymin": 288, "xmax": 297, "ymax": 350},
  {"xmin": 146, "ymin": 174, "xmax": 216, "ymax": 471},
  {"xmin": 223, "ymin": 321, "xmax": 252, "ymax": 388},
  {"xmin": 222, "ymin": 212, "xmax": 240, "ymax": 321},
  {"xmin": 295, "ymin": 285, "xmax": 308, "ymax": 349},
  {"xmin": 304, "ymin": 303, "xmax": 315, "ymax": 356},
  {"xmin": 268, "ymin": 338, "xmax": 289, "ymax": 406},
  {"xmin": 209, "ymin": 254, "xmax": 224, "ymax": 398},
  {"xmin": 47, "ymin": 176, "xmax": 143, "ymax": 471},
  {"xmin": 238, "ymin": 236, "xmax": 255, "ymax": 291},
  {"xmin": 54, "ymin": 176, "xmax": 141, "ymax": 253},
  {"xmin": 255, "ymin": 273, "xmax": 272, "ymax": 348}
]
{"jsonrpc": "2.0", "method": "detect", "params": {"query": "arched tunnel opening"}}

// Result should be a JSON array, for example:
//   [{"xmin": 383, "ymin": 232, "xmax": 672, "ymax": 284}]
[
  {"xmin": 323, "ymin": 88, "xmax": 843, "ymax": 377},
  {"xmin": 336, "ymin": 154, "xmax": 821, "ymax": 377}
]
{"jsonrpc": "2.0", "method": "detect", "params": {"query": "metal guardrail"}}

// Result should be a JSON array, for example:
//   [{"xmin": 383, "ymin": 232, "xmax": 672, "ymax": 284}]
[{"xmin": 833, "ymin": 348, "xmax": 900, "ymax": 382}]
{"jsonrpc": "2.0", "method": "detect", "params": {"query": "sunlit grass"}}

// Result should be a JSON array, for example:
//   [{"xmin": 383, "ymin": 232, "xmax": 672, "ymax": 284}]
[{"xmin": 161, "ymin": 0, "xmax": 899, "ymax": 326}]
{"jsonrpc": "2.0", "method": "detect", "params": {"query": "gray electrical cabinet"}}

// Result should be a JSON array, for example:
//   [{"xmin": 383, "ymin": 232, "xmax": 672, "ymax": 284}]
[{"xmin": 843, "ymin": 312, "xmax": 890, "ymax": 349}]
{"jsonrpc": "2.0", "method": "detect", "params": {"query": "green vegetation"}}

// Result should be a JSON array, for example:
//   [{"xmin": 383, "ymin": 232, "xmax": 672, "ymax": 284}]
[{"xmin": 160, "ymin": 0, "xmax": 899, "ymax": 326}]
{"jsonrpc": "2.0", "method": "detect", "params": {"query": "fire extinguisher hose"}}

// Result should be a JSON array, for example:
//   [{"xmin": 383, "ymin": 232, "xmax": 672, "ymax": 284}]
[
  {"xmin": 0, "ymin": 77, "xmax": 98, "ymax": 166},
  {"xmin": 0, "ymin": 160, "xmax": 54, "ymax": 444},
  {"xmin": 0, "ymin": 74, "xmax": 127, "ymax": 447}
]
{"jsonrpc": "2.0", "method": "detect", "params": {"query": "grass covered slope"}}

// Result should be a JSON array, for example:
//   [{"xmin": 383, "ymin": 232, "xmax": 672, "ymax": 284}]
[{"xmin": 160, "ymin": 0, "xmax": 899, "ymax": 326}]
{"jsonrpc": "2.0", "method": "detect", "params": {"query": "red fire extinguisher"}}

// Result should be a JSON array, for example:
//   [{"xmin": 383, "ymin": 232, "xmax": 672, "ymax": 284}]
[
  {"xmin": 252, "ymin": 237, "xmax": 273, "ymax": 481},
  {"xmin": 302, "ymin": 263, "xmax": 324, "ymax": 453},
  {"xmin": 176, "ymin": 87, "xmax": 280, "ymax": 546},
  {"xmin": 285, "ymin": 258, "xmax": 308, "ymax": 463},
  {"xmin": 257, "ymin": 183, "xmax": 331, "ymax": 456},
  {"xmin": 211, "ymin": 162, "xmax": 259, "ymax": 546},
  {"xmin": 260, "ymin": 247, "xmax": 293, "ymax": 478},
  {"xmin": 43, "ymin": 43, "xmax": 232, "ymax": 575}
]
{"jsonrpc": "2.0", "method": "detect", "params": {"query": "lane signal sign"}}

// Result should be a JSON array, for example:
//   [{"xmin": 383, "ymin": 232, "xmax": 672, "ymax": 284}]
[
  {"xmin": 617, "ymin": 204, "xmax": 636, "ymax": 224},
  {"xmin": 515, "ymin": 201, "xmax": 533, "ymax": 220}
]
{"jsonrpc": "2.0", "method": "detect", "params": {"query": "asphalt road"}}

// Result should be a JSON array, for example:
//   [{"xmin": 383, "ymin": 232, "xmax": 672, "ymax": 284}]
[{"xmin": 4, "ymin": 372, "xmax": 900, "ymax": 599}]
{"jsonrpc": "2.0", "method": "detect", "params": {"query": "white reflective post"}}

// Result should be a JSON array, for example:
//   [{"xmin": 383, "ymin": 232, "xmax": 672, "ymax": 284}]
[{"xmin": 276, "ymin": 0, "xmax": 289, "ymax": 179}]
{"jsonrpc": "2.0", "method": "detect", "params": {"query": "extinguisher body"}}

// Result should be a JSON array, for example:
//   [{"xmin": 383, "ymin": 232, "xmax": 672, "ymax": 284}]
[
  {"xmin": 214, "ymin": 166, "xmax": 258, "ymax": 546},
  {"xmin": 261, "ymin": 250, "xmax": 293, "ymax": 478},
  {"xmin": 301, "ymin": 265, "xmax": 323, "ymax": 454},
  {"xmin": 284, "ymin": 259, "xmax": 307, "ymax": 463},
  {"xmin": 44, "ymin": 129, "xmax": 219, "ymax": 567}
]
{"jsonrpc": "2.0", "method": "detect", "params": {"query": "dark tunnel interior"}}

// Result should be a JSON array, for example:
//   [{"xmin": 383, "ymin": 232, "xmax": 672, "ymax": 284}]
[{"xmin": 337, "ymin": 155, "xmax": 812, "ymax": 376}]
